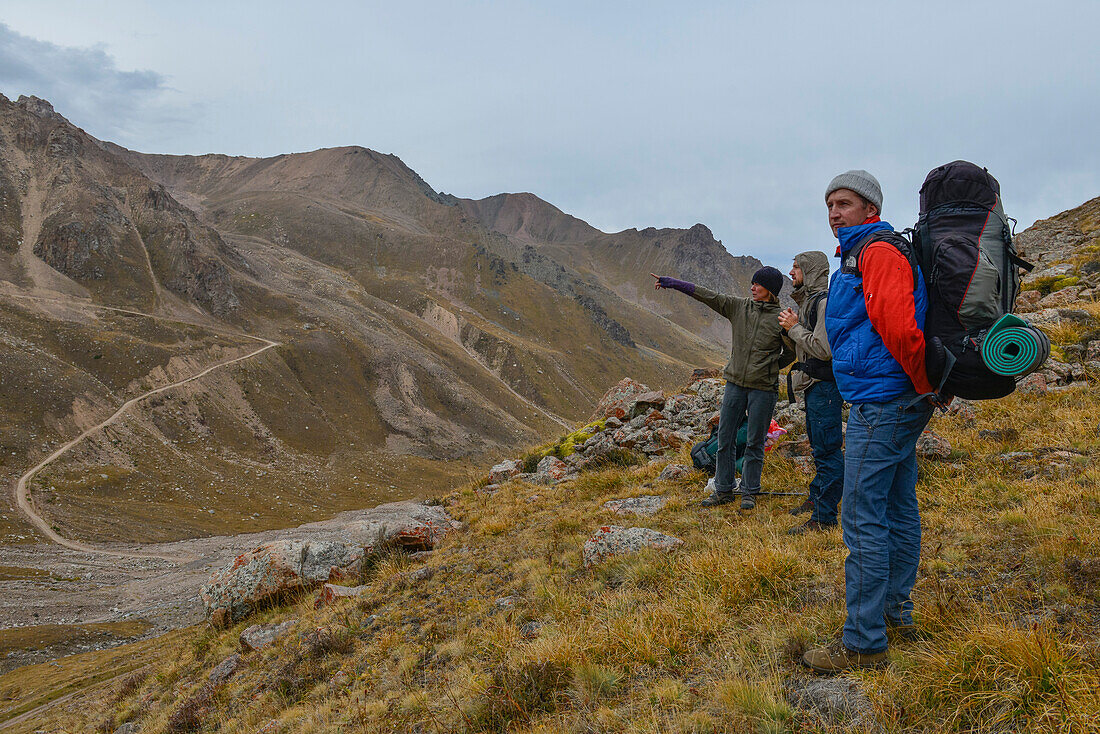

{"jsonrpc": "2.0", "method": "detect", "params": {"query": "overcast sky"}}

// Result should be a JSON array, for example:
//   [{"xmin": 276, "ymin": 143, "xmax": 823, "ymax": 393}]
[{"xmin": 1, "ymin": 1, "xmax": 1098, "ymax": 265}]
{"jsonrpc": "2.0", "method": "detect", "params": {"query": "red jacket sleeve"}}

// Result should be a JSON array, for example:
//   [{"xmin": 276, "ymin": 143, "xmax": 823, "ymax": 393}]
[{"xmin": 860, "ymin": 242, "xmax": 935, "ymax": 395}]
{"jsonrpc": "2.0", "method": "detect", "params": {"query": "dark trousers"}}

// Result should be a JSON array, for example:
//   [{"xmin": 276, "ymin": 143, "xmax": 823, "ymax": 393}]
[
  {"xmin": 805, "ymin": 380, "xmax": 845, "ymax": 524},
  {"xmin": 715, "ymin": 382, "xmax": 777, "ymax": 495}
]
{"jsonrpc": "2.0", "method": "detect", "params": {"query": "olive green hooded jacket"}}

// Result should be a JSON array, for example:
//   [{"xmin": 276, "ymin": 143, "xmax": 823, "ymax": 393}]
[
  {"xmin": 782, "ymin": 251, "xmax": 833, "ymax": 396},
  {"xmin": 690, "ymin": 286, "xmax": 792, "ymax": 392}
]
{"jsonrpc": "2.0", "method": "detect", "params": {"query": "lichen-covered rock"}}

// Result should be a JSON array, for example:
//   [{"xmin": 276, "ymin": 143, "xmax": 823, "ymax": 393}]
[
  {"xmin": 342, "ymin": 501, "xmax": 462, "ymax": 551},
  {"xmin": 315, "ymin": 583, "xmax": 369, "ymax": 609},
  {"xmin": 1037, "ymin": 286, "xmax": 1083, "ymax": 309},
  {"xmin": 593, "ymin": 378, "xmax": 651, "ymax": 420},
  {"xmin": 603, "ymin": 496, "xmax": 668, "ymax": 517},
  {"xmin": 686, "ymin": 368, "xmax": 722, "ymax": 388},
  {"xmin": 1027, "ymin": 309, "xmax": 1063, "ymax": 328},
  {"xmin": 239, "ymin": 619, "xmax": 298, "ymax": 652},
  {"xmin": 582, "ymin": 525, "xmax": 683, "ymax": 567},
  {"xmin": 612, "ymin": 427, "xmax": 643, "ymax": 449},
  {"xmin": 785, "ymin": 676, "xmax": 883, "ymax": 733},
  {"xmin": 208, "ymin": 653, "xmax": 241, "ymax": 685},
  {"xmin": 947, "ymin": 398, "xmax": 976, "ymax": 421},
  {"xmin": 1023, "ymin": 262, "xmax": 1075, "ymax": 282},
  {"xmin": 792, "ymin": 456, "xmax": 815, "ymax": 476},
  {"xmin": 916, "ymin": 431, "xmax": 952, "ymax": 461},
  {"xmin": 536, "ymin": 455, "xmax": 568, "ymax": 480},
  {"xmin": 658, "ymin": 463, "xmax": 691, "ymax": 481},
  {"xmin": 627, "ymin": 390, "xmax": 666, "ymax": 419},
  {"xmin": 202, "ymin": 503, "xmax": 458, "ymax": 622},
  {"xmin": 488, "ymin": 459, "xmax": 521, "ymax": 484},
  {"xmin": 201, "ymin": 541, "xmax": 363, "ymax": 622},
  {"xmin": 1016, "ymin": 289, "xmax": 1041, "ymax": 313},
  {"xmin": 1018, "ymin": 372, "xmax": 1049, "ymax": 395}
]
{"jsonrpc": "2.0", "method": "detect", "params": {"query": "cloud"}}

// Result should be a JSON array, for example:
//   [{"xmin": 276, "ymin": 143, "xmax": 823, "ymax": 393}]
[{"xmin": 0, "ymin": 23, "xmax": 193, "ymax": 147}]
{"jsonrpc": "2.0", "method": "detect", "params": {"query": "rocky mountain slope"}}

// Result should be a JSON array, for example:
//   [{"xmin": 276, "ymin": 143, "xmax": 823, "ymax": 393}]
[
  {"xmin": 14, "ymin": 273, "xmax": 1099, "ymax": 733},
  {"xmin": 459, "ymin": 193, "xmax": 765, "ymax": 344},
  {"xmin": 0, "ymin": 93, "xmax": 759, "ymax": 550}
]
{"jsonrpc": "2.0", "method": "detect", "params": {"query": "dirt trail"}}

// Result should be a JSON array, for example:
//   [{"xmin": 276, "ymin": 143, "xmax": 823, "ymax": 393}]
[{"xmin": 6, "ymin": 294, "xmax": 279, "ymax": 560}]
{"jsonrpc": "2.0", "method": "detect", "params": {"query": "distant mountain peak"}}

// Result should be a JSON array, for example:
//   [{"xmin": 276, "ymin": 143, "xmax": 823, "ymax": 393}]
[
  {"xmin": 15, "ymin": 95, "xmax": 63, "ymax": 120},
  {"xmin": 458, "ymin": 192, "xmax": 602, "ymax": 245}
]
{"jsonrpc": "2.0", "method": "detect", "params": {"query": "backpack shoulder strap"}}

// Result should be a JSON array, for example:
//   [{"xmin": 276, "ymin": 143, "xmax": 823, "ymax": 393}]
[
  {"xmin": 844, "ymin": 229, "xmax": 919, "ymax": 284},
  {"xmin": 804, "ymin": 290, "xmax": 827, "ymax": 331}
]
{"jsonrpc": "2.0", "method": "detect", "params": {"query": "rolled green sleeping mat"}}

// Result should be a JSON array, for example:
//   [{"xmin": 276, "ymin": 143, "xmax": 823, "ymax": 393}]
[{"xmin": 981, "ymin": 313, "xmax": 1051, "ymax": 377}]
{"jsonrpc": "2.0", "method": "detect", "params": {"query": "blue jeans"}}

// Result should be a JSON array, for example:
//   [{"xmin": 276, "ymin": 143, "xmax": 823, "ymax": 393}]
[
  {"xmin": 841, "ymin": 392, "xmax": 932, "ymax": 654},
  {"xmin": 716, "ymin": 383, "xmax": 777, "ymax": 495},
  {"xmin": 804, "ymin": 381, "xmax": 844, "ymax": 525}
]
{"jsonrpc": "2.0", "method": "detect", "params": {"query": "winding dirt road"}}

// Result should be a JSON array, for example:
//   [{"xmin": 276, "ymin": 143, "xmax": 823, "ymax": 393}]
[{"xmin": 7, "ymin": 295, "xmax": 279, "ymax": 559}]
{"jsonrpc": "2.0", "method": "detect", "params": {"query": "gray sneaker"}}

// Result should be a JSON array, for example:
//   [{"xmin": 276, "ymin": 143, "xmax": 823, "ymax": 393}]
[
  {"xmin": 700, "ymin": 491, "xmax": 736, "ymax": 507},
  {"xmin": 740, "ymin": 492, "xmax": 758, "ymax": 510}
]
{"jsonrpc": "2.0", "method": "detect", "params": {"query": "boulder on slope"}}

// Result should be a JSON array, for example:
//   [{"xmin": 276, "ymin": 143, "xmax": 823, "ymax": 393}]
[
  {"xmin": 239, "ymin": 619, "xmax": 298, "ymax": 652},
  {"xmin": 201, "ymin": 540, "xmax": 363, "ymax": 623},
  {"xmin": 593, "ymin": 378, "xmax": 652, "ymax": 420},
  {"xmin": 488, "ymin": 459, "xmax": 521, "ymax": 484},
  {"xmin": 582, "ymin": 525, "xmax": 683, "ymax": 567},
  {"xmin": 341, "ymin": 501, "xmax": 462, "ymax": 551},
  {"xmin": 202, "ymin": 501, "xmax": 460, "ymax": 622}
]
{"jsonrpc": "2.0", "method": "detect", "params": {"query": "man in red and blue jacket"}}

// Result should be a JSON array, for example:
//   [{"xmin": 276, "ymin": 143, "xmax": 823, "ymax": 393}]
[{"xmin": 802, "ymin": 170, "xmax": 936, "ymax": 674}]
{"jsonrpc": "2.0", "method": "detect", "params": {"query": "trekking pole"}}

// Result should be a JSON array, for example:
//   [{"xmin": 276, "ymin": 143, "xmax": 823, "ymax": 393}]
[{"xmin": 730, "ymin": 490, "xmax": 809, "ymax": 497}]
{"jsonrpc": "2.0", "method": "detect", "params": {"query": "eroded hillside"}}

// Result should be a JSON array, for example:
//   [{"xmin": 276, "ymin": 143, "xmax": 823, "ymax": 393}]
[{"xmin": 0, "ymin": 93, "xmax": 755, "ymax": 550}]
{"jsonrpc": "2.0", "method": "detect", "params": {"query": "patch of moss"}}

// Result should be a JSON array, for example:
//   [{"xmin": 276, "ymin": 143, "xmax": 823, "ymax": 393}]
[
  {"xmin": 519, "ymin": 420, "xmax": 608, "ymax": 470},
  {"xmin": 1053, "ymin": 276, "xmax": 1080, "ymax": 290}
]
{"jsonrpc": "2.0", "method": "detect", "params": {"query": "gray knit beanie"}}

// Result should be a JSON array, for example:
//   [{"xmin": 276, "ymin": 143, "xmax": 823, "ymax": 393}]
[{"xmin": 825, "ymin": 169, "xmax": 883, "ymax": 212}]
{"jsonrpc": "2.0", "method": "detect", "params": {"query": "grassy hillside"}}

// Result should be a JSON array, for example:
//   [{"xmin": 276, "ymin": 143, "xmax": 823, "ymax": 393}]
[{"xmin": 20, "ymin": 302, "xmax": 1099, "ymax": 733}]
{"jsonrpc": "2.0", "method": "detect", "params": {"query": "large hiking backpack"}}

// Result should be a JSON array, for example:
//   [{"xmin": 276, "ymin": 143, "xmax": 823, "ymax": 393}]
[
  {"xmin": 689, "ymin": 424, "xmax": 746, "ymax": 476},
  {"xmin": 910, "ymin": 161, "xmax": 1035, "ymax": 400}
]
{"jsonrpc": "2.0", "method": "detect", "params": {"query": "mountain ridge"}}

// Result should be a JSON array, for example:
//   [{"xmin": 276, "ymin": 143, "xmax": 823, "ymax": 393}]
[{"xmin": 0, "ymin": 93, "xmax": 754, "ymax": 551}]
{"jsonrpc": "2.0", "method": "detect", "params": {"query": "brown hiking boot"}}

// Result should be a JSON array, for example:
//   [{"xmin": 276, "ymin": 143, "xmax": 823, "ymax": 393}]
[
  {"xmin": 787, "ymin": 519, "xmax": 837, "ymax": 535},
  {"xmin": 802, "ymin": 639, "xmax": 888, "ymax": 674},
  {"xmin": 700, "ymin": 491, "xmax": 735, "ymax": 508},
  {"xmin": 788, "ymin": 498, "xmax": 814, "ymax": 516}
]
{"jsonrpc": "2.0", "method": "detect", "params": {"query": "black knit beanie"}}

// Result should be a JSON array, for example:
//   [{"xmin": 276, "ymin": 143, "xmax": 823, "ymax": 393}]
[{"xmin": 752, "ymin": 266, "xmax": 784, "ymax": 298}]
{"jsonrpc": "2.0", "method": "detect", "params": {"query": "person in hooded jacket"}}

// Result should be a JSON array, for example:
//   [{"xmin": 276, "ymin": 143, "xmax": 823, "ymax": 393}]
[
  {"xmin": 652, "ymin": 267, "xmax": 793, "ymax": 509},
  {"xmin": 778, "ymin": 251, "xmax": 844, "ymax": 534}
]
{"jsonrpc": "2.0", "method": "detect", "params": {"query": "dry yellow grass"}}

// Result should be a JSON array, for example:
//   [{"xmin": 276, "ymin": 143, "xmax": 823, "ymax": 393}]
[{"xmin": 19, "ymin": 373, "xmax": 1100, "ymax": 733}]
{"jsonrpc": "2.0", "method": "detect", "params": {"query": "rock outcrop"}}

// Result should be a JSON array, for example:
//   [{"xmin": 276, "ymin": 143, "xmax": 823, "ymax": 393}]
[
  {"xmin": 582, "ymin": 525, "xmax": 683, "ymax": 567},
  {"xmin": 603, "ymin": 496, "xmax": 668, "ymax": 517},
  {"xmin": 202, "ymin": 501, "xmax": 460, "ymax": 623},
  {"xmin": 340, "ymin": 501, "xmax": 462, "ymax": 551},
  {"xmin": 239, "ymin": 619, "xmax": 298, "ymax": 651},
  {"xmin": 202, "ymin": 540, "xmax": 363, "ymax": 625}
]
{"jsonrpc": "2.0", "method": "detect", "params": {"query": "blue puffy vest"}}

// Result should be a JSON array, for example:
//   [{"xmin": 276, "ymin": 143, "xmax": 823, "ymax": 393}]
[{"xmin": 825, "ymin": 220, "xmax": 928, "ymax": 404}]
